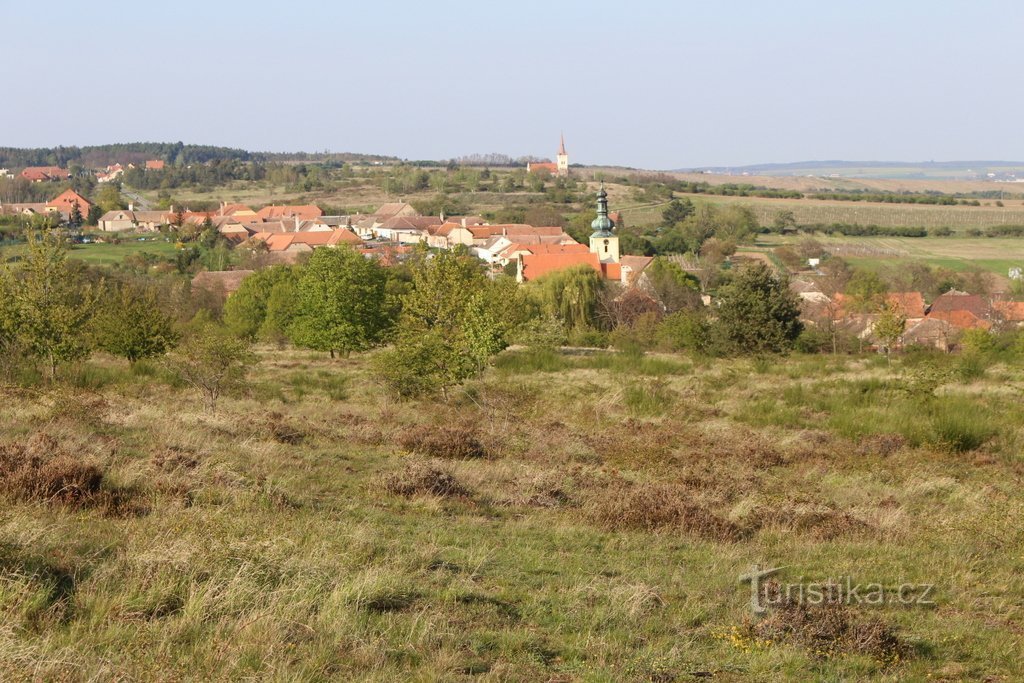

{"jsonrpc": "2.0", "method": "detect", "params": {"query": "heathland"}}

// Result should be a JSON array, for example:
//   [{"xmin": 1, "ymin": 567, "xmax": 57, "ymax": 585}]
[{"xmin": 2, "ymin": 344, "xmax": 1023, "ymax": 681}]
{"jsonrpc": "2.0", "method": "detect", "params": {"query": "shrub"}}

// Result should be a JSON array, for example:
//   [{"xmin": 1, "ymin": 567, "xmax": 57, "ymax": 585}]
[
  {"xmin": 747, "ymin": 579, "xmax": 909, "ymax": 663},
  {"xmin": 381, "ymin": 460, "xmax": 470, "ymax": 498},
  {"xmin": 589, "ymin": 481, "xmax": 741, "ymax": 541},
  {"xmin": 397, "ymin": 425, "xmax": 486, "ymax": 459},
  {"xmin": 0, "ymin": 433, "xmax": 128, "ymax": 511}
]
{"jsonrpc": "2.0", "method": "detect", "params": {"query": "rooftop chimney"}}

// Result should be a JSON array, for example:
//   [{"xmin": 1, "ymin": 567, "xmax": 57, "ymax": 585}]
[{"xmin": 128, "ymin": 202, "xmax": 134, "ymax": 212}]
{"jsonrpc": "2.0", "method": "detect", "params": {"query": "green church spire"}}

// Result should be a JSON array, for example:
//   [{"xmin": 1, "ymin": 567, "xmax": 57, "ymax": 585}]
[{"xmin": 590, "ymin": 183, "xmax": 615, "ymax": 237}]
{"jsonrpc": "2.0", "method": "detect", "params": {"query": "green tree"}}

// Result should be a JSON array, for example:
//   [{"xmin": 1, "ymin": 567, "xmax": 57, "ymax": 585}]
[
  {"xmin": 6, "ymin": 232, "xmax": 97, "ymax": 378},
  {"xmin": 92, "ymin": 282, "xmax": 178, "ymax": 363},
  {"xmin": 68, "ymin": 201, "xmax": 84, "ymax": 229},
  {"xmin": 261, "ymin": 279, "xmax": 301, "ymax": 345},
  {"xmin": 171, "ymin": 322, "xmax": 254, "ymax": 412},
  {"xmin": 872, "ymin": 301, "xmax": 907, "ymax": 364},
  {"xmin": 645, "ymin": 258, "xmax": 701, "ymax": 313},
  {"xmin": 289, "ymin": 247, "xmax": 393, "ymax": 357},
  {"xmin": 527, "ymin": 264, "xmax": 605, "ymax": 331},
  {"xmin": 374, "ymin": 251, "xmax": 527, "ymax": 398},
  {"xmin": 96, "ymin": 183, "xmax": 125, "ymax": 212},
  {"xmin": 715, "ymin": 262, "xmax": 803, "ymax": 354},
  {"xmin": 662, "ymin": 198, "xmax": 695, "ymax": 226},
  {"xmin": 845, "ymin": 270, "xmax": 888, "ymax": 313}
]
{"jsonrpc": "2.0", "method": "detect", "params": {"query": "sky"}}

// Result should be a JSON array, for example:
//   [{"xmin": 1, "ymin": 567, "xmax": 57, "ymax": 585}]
[{"xmin": 2, "ymin": 0, "xmax": 1021, "ymax": 169}]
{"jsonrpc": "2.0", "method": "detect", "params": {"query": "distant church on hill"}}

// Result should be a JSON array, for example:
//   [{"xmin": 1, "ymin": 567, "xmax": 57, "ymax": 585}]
[{"xmin": 527, "ymin": 134, "xmax": 569, "ymax": 177}]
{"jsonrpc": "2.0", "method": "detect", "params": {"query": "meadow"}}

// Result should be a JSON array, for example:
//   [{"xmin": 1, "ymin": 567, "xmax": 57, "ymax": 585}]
[
  {"xmin": 1, "ymin": 345, "xmax": 1022, "ymax": 681},
  {"xmin": 754, "ymin": 234, "xmax": 1024, "ymax": 280}
]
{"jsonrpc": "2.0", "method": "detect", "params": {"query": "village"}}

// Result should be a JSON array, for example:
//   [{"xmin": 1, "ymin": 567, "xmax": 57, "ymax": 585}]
[{"xmin": 3, "ymin": 154, "xmax": 1020, "ymax": 355}]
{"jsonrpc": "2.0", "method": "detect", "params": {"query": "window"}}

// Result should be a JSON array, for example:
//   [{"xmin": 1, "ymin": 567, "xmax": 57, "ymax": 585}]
[{"xmin": 603, "ymin": 239, "xmax": 609, "ymax": 254}]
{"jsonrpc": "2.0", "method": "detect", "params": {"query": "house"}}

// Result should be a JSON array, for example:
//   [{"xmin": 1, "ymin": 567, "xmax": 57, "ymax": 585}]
[
  {"xmin": 98, "ymin": 209, "xmax": 171, "ymax": 232},
  {"xmin": 145, "ymin": 160, "xmax": 166, "ymax": 171},
  {"xmin": 903, "ymin": 317, "xmax": 958, "ymax": 352},
  {"xmin": 20, "ymin": 166, "xmax": 70, "ymax": 182},
  {"xmin": 371, "ymin": 202, "xmax": 420, "ymax": 221},
  {"xmin": 96, "ymin": 164, "xmax": 124, "ymax": 183},
  {"xmin": 217, "ymin": 203, "xmax": 258, "ymax": 219},
  {"xmin": 255, "ymin": 204, "xmax": 324, "ymax": 221},
  {"xmin": 46, "ymin": 189, "xmax": 93, "ymax": 220},
  {"xmin": 373, "ymin": 215, "xmax": 443, "ymax": 241},
  {"xmin": 248, "ymin": 229, "xmax": 362, "ymax": 261},
  {"xmin": 926, "ymin": 290, "xmax": 992, "ymax": 330}
]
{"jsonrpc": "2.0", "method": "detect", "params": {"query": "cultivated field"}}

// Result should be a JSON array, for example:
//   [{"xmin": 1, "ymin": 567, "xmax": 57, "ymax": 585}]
[
  {"xmin": 756, "ymin": 234, "xmax": 1024, "ymax": 280},
  {"xmin": 619, "ymin": 194, "xmax": 1024, "ymax": 231},
  {"xmin": 2, "ymin": 347, "xmax": 1022, "ymax": 680}
]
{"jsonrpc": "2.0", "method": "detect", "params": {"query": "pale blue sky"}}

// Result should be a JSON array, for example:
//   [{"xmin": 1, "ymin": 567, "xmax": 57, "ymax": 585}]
[{"xmin": 2, "ymin": 0, "xmax": 1020, "ymax": 168}]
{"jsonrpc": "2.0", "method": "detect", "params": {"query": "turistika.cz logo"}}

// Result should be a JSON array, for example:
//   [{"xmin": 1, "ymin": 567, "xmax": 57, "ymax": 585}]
[{"xmin": 738, "ymin": 564, "xmax": 936, "ymax": 615}]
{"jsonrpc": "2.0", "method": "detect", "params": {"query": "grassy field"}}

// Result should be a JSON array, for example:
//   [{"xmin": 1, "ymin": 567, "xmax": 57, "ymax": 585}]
[
  {"xmin": 2, "ymin": 347, "xmax": 1023, "ymax": 680},
  {"xmin": 618, "ymin": 193, "xmax": 1024, "ymax": 231},
  {"xmin": 755, "ymin": 234, "xmax": 1024, "ymax": 280},
  {"xmin": 0, "ymin": 239, "xmax": 179, "ymax": 267}
]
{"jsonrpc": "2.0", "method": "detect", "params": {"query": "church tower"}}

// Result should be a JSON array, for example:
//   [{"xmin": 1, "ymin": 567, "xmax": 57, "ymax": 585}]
[
  {"xmin": 556, "ymin": 133, "xmax": 569, "ymax": 176},
  {"xmin": 589, "ymin": 184, "xmax": 619, "ymax": 263}
]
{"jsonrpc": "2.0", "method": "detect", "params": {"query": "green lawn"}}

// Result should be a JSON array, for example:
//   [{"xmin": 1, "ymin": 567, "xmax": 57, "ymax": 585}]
[{"xmin": 66, "ymin": 239, "xmax": 178, "ymax": 265}]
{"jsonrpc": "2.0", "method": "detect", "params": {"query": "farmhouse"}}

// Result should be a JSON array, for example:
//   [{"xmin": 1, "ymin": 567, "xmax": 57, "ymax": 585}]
[{"xmin": 19, "ymin": 166, "xmax": 70, "ymax": 182}]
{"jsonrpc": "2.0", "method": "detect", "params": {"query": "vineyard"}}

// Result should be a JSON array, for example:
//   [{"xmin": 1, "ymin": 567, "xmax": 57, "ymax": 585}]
[{"xmin": 618, "ymin": 192, "xmax": 1024, "ymax": 231}]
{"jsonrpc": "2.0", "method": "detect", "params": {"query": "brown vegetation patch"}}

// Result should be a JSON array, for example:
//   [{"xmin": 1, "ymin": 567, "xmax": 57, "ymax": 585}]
[
  {"xmin": 381, "ymin": 460, "xmax": 471, "ymax": 498},
  {"xmin": 588, "ymin": 480, "xmax": 743, "ymax": 541},
  {"xmin": 856, "ymin": 433, "xmax": 907, "ymax": 457},
  {"xmin": 46, "ymin": 390, "xmax": 110, "ymax": 427},
  {"xmin": 397, "ymin": 425, "xmax": 487, "ymax": 460},
  {"xmin": 749, "ymin": 500, "xmax": 873, "ymax": 540},
  {"xmin": 747, "ymin": 579, "xmax": 909, "ymax": 663},
  {"xmin": 266, "ymin": 412, "xmax": 306, "ymax": 445},
  {"xmin": 0, "ymin": 433, "xmax": 135, "ymax": 514}
]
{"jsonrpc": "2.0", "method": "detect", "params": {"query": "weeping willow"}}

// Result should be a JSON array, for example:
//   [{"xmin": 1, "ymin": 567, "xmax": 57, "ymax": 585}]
[{"xmin": 528, "ymin": 265, "xmax": 604, "ymax": 331}]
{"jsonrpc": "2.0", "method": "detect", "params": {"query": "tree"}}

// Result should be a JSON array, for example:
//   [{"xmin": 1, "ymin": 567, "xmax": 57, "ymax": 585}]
[
  {"xmin": 5, "ymin": 232, "xmax": 97, "ymax": 378},
  {"xmin": 68, "ymin": 201, "xmax": 84, "ymax": 229},
  {"xmin": 86, "ymin": 204, "xmax": 104, "ymax": 226},
  {"xmin": 96, "ymin": 184, "xmax": 125, "ymax": 212},
  {"xmin": 845, "ymin": 270, "xmax": 888, "ymax": 313},
  {"xmin": 715, "ymin": 263, "xmax": 803, "ymax": 354},
  {"xmin": 662, "ymin": 198, "xmax": 695, "ymax": 226},
  {"xmin": 527, "ymin": 264, "xmax": 605, "ymax": 331},
  {"xmin": 171, "ymin": 322, "xmax": 254, "ymax": 412},
  {"xmin": 289, "ymin": 247, "xmax": 393, "ymax": 357},
  {"xmin": 91, "ymin": 282, "xmax": 178, "ymax": 363},
  {"xmin": 374, "ymin": 251, "xmax": 527, "ymax": 398},
  {"xmin": 872, "ymin": 302, "xmax": 907, "ymax": 364},
  {"xmin": 223, "ymin": 266, "xmax": 299, "ymax": 339},
  {"xmin": 645, "ymin": 258, "xmax": 701, "ymax": 313}
]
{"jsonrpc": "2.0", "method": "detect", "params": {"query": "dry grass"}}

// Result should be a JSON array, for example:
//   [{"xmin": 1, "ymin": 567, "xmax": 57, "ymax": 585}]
[
  {"xmin": 397, "ymin": 425, "xmax": 487, "ymax": 459},
  {"xmin": 380, "ymin": 459, "xmax": 472, "ymax": 498},
  {"xmin": 588, "ymin": 479, "xmax": 743, "ymax": 541},
  {"xmin": 747, "ymin": 579, "xmax": 910, "ymax": 663}
]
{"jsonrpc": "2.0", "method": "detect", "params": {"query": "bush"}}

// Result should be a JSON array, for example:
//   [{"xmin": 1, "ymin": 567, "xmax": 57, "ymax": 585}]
[
  {"xmin": 397, "ymin": 425, "xmax": 486, "ymax": 459},
  {"xmin": 588, "ymin": 481, "xmax": 741, "ymax": 541},
  {"xmin": 381, "ymin": 460, "xmax": 470, "ymax": 498},
  {"xmin": 657, "ymin": 311, "xmax": 712, "ymax": 353}
]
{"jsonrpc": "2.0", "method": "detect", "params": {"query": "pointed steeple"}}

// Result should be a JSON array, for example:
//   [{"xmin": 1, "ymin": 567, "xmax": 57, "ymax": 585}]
[
  {"xmin": 590, "ymin": 183, "xmax": 615, "ymax": 237},
  {"xmin": 558, "ymin": 132, "xmax": 567, "ymax": 156}
]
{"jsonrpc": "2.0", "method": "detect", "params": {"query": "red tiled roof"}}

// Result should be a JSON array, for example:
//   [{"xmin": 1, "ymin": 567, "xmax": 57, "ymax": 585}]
[
  {"xmin": 521, "ymin": 253, "xmax": 602, "ymax": 281},
  {"xmin": 928, "ymin": 291, "xmax": 989, "ymax": 318},
  {"xmin": 528, "ymin": 162, "xmax": 557, "ymax": 174},
  {"xmin": 20, "ymin": 166, "xmax": 69, "ymax": 182},
  {"xmin": 145, "ymin": 160, "xmax": 166, "ymax": 170},
  {"xmin": 47, "ymin": 189, "xmax": 92, "ymax": 215},
  {"xmin": 255, "ymin": 204, "xmax": 324, "ymax": 221},
  {"xmin": 887, "ymin": 292, "xmax": 926, "ymax": 318},
  {"xmin": 928, "ymin": 308, "xmax": 991, "ymax": 330}
]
